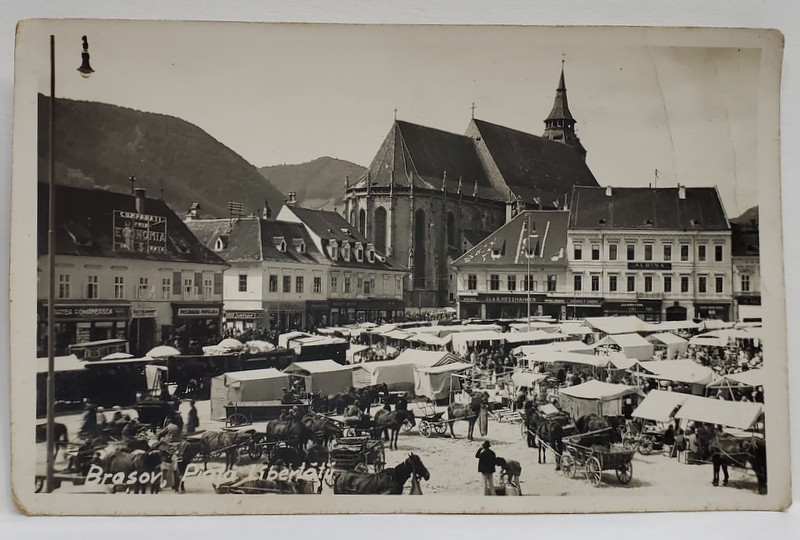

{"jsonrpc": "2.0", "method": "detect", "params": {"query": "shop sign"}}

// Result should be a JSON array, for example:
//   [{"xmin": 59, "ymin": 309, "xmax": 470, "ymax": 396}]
[
  {"xmin": 737, "ymin": 296, "xmax": 761, "ymax": 306},
  {"xmin": 51, "ymin": 304, "xmax": 130, "ymax": 321},
  {"xmin": 603, "ymin": 300, "xmax": 661, "ymax": 312},
  {"xmin": 637, "ymin": 292, "xmax": 663, "ymax": 300},
  {"xmin": 132, "ymin": 308, "xmax": 158, "ymax": 318},
  {"xmin": 477, "ymin": 294, "xmax": 546, "ymax": 304},
  {"xmin": 113, "ymin": 210, "xmax": 167, "ymax": 255},
  {"xmin": 628, "ymin": 262, "xmax": 672, "ymax": 271},
  {"xmin": 177, "ymin": 307, "xmax": 220, "ymax": 317},
  {"xmin": 226, "ymin": 311, "xmax": 261, "ymax": 320},
  {"xmin": 268, "ymin": 302, "xmax": 305, "ymax": 312},
  {"xmin": 306, "ymin": 301, "xmax": 331, "ymax": 311},
  {"xmin": 567, "ymin": 297, "xmax": 604, "ymax": 306}
]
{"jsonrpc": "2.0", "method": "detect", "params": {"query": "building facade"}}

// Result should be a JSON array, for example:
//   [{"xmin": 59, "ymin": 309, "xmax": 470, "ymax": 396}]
[
  {"xmin": 344, "ymin": 65, "xmax": 599, "ymax": 311},
  {"xmin": 451, "ymin": 211, "xmax": 571, "ymax": 320},
  {"xmin": 37, "ymin": 185, "xmax": 227, "ymax": 357},
  {"xmin": 730, "ymin": 207, "xmax": 761, "ymax": 322}
]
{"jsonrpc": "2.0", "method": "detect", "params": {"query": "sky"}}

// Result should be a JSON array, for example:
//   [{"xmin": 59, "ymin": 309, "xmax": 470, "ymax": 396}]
[{"xmin": 27, "ymin": 21, "xmax": 762, "ymax": 217}]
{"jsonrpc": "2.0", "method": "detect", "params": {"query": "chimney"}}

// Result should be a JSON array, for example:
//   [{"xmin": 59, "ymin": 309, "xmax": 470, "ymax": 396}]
[
  {"xmin": 605, "ymin": 186, "xmax": 612, "ymax": 197},
  {"xmin": 262, "ymin": 200, "xmax": 272, "ymax": 220},
  {"xmin": 134, "ymin": 188, "xmax": 146, "ymax": 214},
  {"xmin": 678, "ymin": 184, "xmax": 686, "ymax": 200},
  {"xmin": 285, "ymin": 192, "xmax": 297, "ymax": 207}
]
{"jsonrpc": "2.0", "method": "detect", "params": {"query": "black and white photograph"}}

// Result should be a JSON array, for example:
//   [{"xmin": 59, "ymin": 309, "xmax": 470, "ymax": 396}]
[{"xmin": 8, "ymin": 20, "xmax": 789, "ymax": 515}]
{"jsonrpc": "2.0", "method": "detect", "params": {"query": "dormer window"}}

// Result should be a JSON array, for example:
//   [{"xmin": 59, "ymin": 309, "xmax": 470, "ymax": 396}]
[
  {"xmin": 355, "ymin": 243, "xmax": 364, "ymax": 262},
  {"xmin": 272, "ymin": 236, "xmax": 287, "ymax": 252},
  {"xmin": 342, "ymin": 243, "xmax": 351, "ymax": 261},
  {"xmin": 292, "ymin": 238, "xmax": 306, "ymax": 254},
  {"xmin": 170, "ymin": 237, "xmax": 191, "ymax": 254},
  {"xmin": 279, "ymin": 241, "xmax": 287, "ymax": 252},
  {"xmin": 367, "ymin": 249, "xmax": 375, "ymax": 263},
  {"xmin": 328, "ymin": 240, "xmax": 339, "ymax": 260},
  {"xmin": 214, "ymin": 235, "xmax": 228, "ymax": 251},
  {"xmin": 644, "ymin": 219, "xmax": 654, "ymax": 226},
  {"xmin": 340, "ymin": 227, "xmax": 352, "ymax": 236},
  {"xmin": 691, "ymin": 219, "xmax": 701, "ymax": 226}
]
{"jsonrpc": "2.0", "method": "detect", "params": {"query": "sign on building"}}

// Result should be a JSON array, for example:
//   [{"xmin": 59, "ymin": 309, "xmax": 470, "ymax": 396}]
[{"xmin": 113, "ymin": 210, "xmax": 168, "ymax": 254}]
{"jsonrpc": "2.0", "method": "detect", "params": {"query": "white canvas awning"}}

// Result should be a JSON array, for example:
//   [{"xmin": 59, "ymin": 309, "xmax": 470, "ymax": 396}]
[
  {"xmin": 451, "ymin": 331, "xmax": 506, "ymax": 355},
  {"xmin": 644, "ymin": 321, "xmax": 701, "ymax": 332},
  {"xmin": 511, "ymin": 372, "xmax": 550, "ymax": 388},
  {"xmin": 635, "ymin": 360, "xmax": 716, "ymax": 385},
  {"xmin": 583, "ymin": 316, "xmax": 648, "ymax": 335},
  {"xmin": 505, "ymin": 331, "xmax": 567, "ymax": 344},
  {"xmin": 278, "ymin": 331, "xmax": 313, "ymax": 349},
  {"xmin": 706, "ymin": 369, "xmax": 766, "ymax": 389},
  {"xmin": 525, "ymin": 351, "xmax": 610, "ymax": 368},
  {"xmin": 512, "ymin": 341, "xmax": 594, "ymax": 357},
  {"xmin": 594, "ymin": 333, "xmax": 654, "ymax": 361},
  {"xmin": 632, "ymin": 390, "xmax": 690, "ymax": 422},
  {"xmin": 413, "ymin": 363, "xmax": 472, "ymax": 401},
  {"xmin": 606, "ymin": 352, "xmax": 639, "ymax": 370},
  {"xmin": 284, "ymin": 360, "xmax": 353, "ymax": 396},
  {"xmin": 674, "ymin": 395, "xmax": 764, "ymax": 430},
  {"xmin": 559, "ymin": 380, "xmax": 644, "ymax": 401}
]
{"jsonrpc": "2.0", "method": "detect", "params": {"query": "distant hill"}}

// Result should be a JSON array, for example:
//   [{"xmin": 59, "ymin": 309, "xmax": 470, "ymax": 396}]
[
  {"xmin": 259, "ymin": 157, "xmax": 366, "ymax": 211},
  {"xmin": 730, "ymin": 206, "xmax": 758, "ymax": 225},
  {"xmin": 37, "ymin": 95, "xmax": 286, "ymax": 219}
]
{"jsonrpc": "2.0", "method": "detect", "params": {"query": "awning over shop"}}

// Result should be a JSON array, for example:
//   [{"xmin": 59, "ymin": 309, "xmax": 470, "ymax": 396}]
[
  {"xmin": 632, "ymin": 390, "xmax": 690, "ymax": 423},
  {"xmin": 674, "ymin": 396, "xmax": 764, "ymax": 430},
  {"xmin": 634, "ymin": 360, "xmax": 716, "ymax": 385}
]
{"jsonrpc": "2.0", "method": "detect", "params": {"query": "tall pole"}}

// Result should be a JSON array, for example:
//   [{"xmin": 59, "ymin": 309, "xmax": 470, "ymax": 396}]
[
  {"xmin": 527, "ymin": 213, "xmax": 531, "ymax": 332},
  {"xmin": 46, "ymin": 34, "xmax": 56, "ymax": 494}
]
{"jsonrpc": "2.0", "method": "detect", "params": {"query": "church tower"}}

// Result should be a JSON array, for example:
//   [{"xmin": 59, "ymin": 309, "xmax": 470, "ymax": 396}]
[{"xmin": 542, "ymin": 61, "xmax": 587, "ymax": 161}]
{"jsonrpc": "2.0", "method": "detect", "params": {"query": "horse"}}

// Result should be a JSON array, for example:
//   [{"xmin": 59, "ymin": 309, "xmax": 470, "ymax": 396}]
[
  {"xmin": 696, "ymin": 427, "xmax": 767, "ymax": 494},
  {"xmin": 200, "ymin": 430, "xmax": 253, "ymax": 472},
  {"xmin": 92, "ymin": 446, "xmax": 166, "ymax": 494},
  {"xmin": 35, "ymin": 422, "xmax": 69, "ymax": 459},
  {"xmin": 374, "ymin": 409, "xmax": 416, "ymax": 450},
  {"xmin": 333, "ymin": 453, "xmax": 430, "ymax": 495},
  {"xmin": 575, "ymin": 414, "xmax": 609, "ymax": 434},
  {"xmin": 264, "ymin": 419, "xmax": 315, "ymax": 450},
  {"xmin": 447, "ymin": 401, "xmax": 482, "ymax": 440},
  {"xmin": 358, "ymin": 383, "xmax": 390, "ymax": 414},
  {"xmin": 302, "ymin": 414, "xmax": 343, "ymax": 447},
  {"xmin": 329, "ymin": 390, "xmax": 357, "ymax": 414},
  {"xmin": 172, "ymin": 440, "xmax": 203, "ymax": 493}
]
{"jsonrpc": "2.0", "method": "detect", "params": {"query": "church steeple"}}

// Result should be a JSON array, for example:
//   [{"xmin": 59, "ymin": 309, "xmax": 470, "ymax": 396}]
[{"xmin": 543, "ymin": 61, "xmax": 587, "ymax": 161}]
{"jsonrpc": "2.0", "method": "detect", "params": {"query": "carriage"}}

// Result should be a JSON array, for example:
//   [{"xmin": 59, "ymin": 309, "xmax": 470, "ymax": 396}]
[
  {"xmin": 560, "ymin": 428, "xmax": 635, "ymax": 487},
  {"xmin": 415, "ymin": 402, "xmax": 450, "ymax": 438},
  {"xmin": 329, "ymin": 436, "xmax": 386, "ymax": 473}
]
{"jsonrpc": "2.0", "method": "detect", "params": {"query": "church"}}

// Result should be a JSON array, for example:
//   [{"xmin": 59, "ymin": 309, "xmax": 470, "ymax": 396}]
[{"xmin": 343, "ymin": 64, "xmax": 600, "ymax": 310}]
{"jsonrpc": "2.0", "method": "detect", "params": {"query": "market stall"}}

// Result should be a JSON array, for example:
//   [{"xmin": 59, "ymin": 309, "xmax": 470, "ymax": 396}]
[
  {"xmin": 209, "ymin": 368, "xmax": 291, "ymax": 420},
  {"xmin": 284, "ymin": 359, "xmax": 354, "ymax": 397},
  {"xmin": 674, "ymin": 395, "xmax": 764, "ymax": 430},
  {"xmin": 632, "ymin": 390, "xmax": 691, "ymax": 423},
  {"xmin": 593, "ymin": 333, "xmax": 654, "ymax": 361},
  {"xmin": 647, "ymin": 332, "xmax": 689, "ymax": 360},
  {"xmin": 413, "ymin": 362, "xmax": 472, "ymax": 401},
  {"xmin": 558, "ymin": 380, "xmax": 645, "ymax": 419}
]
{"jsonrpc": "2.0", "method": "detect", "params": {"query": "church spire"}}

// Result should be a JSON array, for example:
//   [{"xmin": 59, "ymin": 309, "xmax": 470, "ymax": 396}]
[{"xmin": 543, "ymin": 60, "xmax": 587, "ymax": 161}]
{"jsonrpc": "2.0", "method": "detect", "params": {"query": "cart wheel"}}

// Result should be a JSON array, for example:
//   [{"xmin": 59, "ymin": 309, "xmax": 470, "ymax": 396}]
[
  {"xmin": 585, "ymin": 457, "xmax": 602, "ymax": 487},
  {"xmin": 354, "ymin": 461, "xmax": 369, "ymax": 473},
  {"xmin": 433, "ymin": 422, "xmax": 447, "ymax": 435},
  {"xmin": 343, "ymin": 428, "xmax": 356, "ymax": 437},
  {"xmin": 247, "ymin": 442, "xmax": 263, "ymax": 460},
  {"xmin": 622, "ymin": 434, "xmax": 636, "ymax": 450},
  {"xmin": 401, "ymin": 420, "xmax": 413, "ymax": 432},
  {"xmin": 419, "ymin": 421, "xmax": 432, "ymax": 438},
  {"xmin": 561, "ymin": 453, "xmax": 576, "ymax": 479},
  {"xmin": 616, "ymin": 462, "xmax": 633, "ymax": 485},
  {"xmin": 226, "ymin": 413, "xmax": 249, "ymax": 427},
  {"xmin": 638, "ymin": 436, "xmax": 654, "ymax": 456},
  {"xmin": 35, "ymin": 477, "xmax": 44, "ymax": 493}
]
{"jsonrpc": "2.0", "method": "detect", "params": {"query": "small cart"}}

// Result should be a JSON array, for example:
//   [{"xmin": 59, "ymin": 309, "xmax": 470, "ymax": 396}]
[
  {"xmin": 560, "ymin": 428, "xmax": 635, "ymax": 487},
  {"xmin": 416, "ymin": 402, "xmax": 449, "ymax": 438},
  {"xmin": 329, "ymin": 436, "xmax": 386, "ymax": 473}
]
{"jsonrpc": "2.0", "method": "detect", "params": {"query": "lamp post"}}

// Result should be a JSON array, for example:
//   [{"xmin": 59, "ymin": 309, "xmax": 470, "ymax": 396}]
[{"xmin": 46, "ymin": 34, "xmax": 93, "ymax": 494}]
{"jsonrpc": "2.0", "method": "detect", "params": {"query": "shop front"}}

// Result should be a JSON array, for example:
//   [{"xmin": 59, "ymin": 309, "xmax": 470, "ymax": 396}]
[
  {"xmin": 265, "ymin": 301, "xmax": 306, "ymax": 332},
  {"xmin": 694, "ymin": 302, "xmax": 731, "ymax": 321},
  {"xmin": 224, "ymin": 309, "xmax": 266, "ymax": 331},
  {"xmin": 458, "ymin": 293, "xmax": 556, "ymax": 320},
  {"xmin": 357, "ymin": 298, "xmax": 405, "ymax": 324},
  {"xmin": 129, "ymin": 305, "xmax": 159, "ymax": 356},
  {"xmin": 37, "ymin": 301, "xmax": 131, "ymax": 356},
  {"xmin": 562, "ymin": 297, "xmax": 605, "ymax": 320},
  {"xmin": 171, "ymin": 302, "xmax": 223, "ymax": 352},
  {"xmin": 735, "ymin": 295, "xmax": 761, "ymax": 323},
  {"xmin": 306, "ymin": 301, "xmax": 331, "ymax": 329},
  {"xmin": 603, "ymin": 299, "xmax": 663, "ymax": 322}
]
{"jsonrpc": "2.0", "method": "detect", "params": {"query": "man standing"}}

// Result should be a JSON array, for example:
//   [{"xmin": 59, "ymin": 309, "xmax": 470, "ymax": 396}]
[
  {"xmin": 475, "ymin": 441, "xmax": 497, "ymax": 495},
  {"xmin": 186, "ymin": 400, "xmax": 200, "ymax": 434}
]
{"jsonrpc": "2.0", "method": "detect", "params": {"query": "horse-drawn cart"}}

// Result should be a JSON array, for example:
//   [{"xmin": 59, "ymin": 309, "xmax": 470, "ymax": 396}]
[
  {"xmin": 416, "ymin": 402, "xmax": 449, "ymax": 438},
  {"xmin": 224, "ymin": 401, "xmax": 311, "ymax": 426},
  {"xmin": 329, "ymin": 436, "xmax": 385, "ymax": 473},
  {"xmin": 560, "ymin": 428, "xmax": 635, "ymax": 487}
]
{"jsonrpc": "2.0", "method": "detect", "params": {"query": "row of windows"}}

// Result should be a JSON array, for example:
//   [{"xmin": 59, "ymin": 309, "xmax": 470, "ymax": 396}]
[
  {"xmin": 572, "ymin": 273, "xmax": 728, "ymax": 294},
  {"xmin": 57, "ymin": 274, "xmax": 215, "ymax": 300},
  {"xmin": 573, "ymin": 242, "xmax": 725, "ymax": 262},
  {"xmin": 470, "ymin": 274, "xmax": 558, "ymax": 292}
]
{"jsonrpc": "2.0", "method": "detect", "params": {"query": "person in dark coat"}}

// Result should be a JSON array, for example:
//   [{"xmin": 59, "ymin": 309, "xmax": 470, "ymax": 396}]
[
  {"xmin": 186, "ymin": 400, "xmax": 200, "ymax": 434},
  {"xmin": 475, "ymin": 441, "xmax": 497, "ymax": 495},
  {"xmin": 79, "ymin": 402, "xmax": 98, "ymax": 438},
  {"xmin": 551, "ymin": 423, "xmax": 565, "ymax": 471}
]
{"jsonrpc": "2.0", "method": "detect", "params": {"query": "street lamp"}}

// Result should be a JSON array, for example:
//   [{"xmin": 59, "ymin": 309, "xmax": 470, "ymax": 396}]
[{"xmin": 46, "ymin": 34, "xmax": 93, "ymax": 494}]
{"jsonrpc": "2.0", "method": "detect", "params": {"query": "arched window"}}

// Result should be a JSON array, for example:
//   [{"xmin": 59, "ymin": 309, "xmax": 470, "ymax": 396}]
[
  {"xmin": 446, "ymin": 211, "xmax": 455, "ymax": 247},
  {"xmin": 413, "ymin": 209, "xmax": 427, "ymax": 288},
  {"xmin": 374, "ymin": 207, "xmax": 387, "ymax": 254},
  {"xmin": 349, "ymin": 209, "xmax": 356, "ymax": 227},
  {"xmin": 358, "ymin": 209, "xmax": 366, "ymax": 235}
]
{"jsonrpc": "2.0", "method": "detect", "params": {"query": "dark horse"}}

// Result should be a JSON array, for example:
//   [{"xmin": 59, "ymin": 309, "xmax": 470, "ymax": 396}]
[
  {"xmin": 92, "ymin": 446, "xmax": 166, "ymax": 494},
  {"xmin": 447, "ymin": 401, "xmax": 482, "ymax": 440},
  {"xmin": 358, "ymin": 383, "xmax": 390, "ymax": 414},
  {"xmin": 264, "ymin": 419, "xmax": 315, "ymax": 450},
  {"xmin": 374, "ymin": 409, "xmax": 416, "ymax": 450},
  {"xmin": 333, "ymin": 453, "xmax": 430, "ymax": 494},
  {"xmin": 328, "ymin": 389, "xmax": 358, "ymax": 414},
  {"xmin": 200, "ymin": 430, "xmax": 253, "ymax": 472},
  {"xmin": 302, "ymin": 413, "xmax": 344, "ymax": 447},
  {"xmin": 696, "ymin": 426, "xmax": 767, "ymax": 494},
  {"xmin": 35, "ymin": 422, "xmax": 69, "ymax": 459},
  {"xmin": 172, "ymin": 440, "xmax": 203, "ymax": 493}
]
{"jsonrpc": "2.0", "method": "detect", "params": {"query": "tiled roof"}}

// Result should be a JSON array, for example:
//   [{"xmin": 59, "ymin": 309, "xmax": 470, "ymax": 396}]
[
  {"xmin": 355, "ymin": 121, "xmax": 505, "ymax": 201},
  {"xmin": 454, "ymin": 210, "xmax": 570, "ymax": 266},
  {"xmin": 185, "ymin": 217, "xmax": 324, "ymax": 264},
  {"xmin": 468, "ymin": 119, "xmax": 598, "ymax": 206},
  {"xmin": 568, "ymin": 186, "xmax": 730, "ymax": 230},
  {"xmin": 38, "ymin": 183, "xmax": 226, "ymax": 266}
]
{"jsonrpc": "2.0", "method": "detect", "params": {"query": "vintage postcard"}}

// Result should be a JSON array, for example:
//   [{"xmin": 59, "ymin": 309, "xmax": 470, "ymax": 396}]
[{"xmin": 9, "ymin": 20, "xmax": 790, "ymax": 514}]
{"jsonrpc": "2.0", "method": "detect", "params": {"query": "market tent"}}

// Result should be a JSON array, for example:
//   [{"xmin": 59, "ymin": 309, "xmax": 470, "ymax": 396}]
[
  {"xmin": 505, "ymin": 331, "xmax": 567, "ymax": 344},
  {"xmin": 644, "ymin": 320, "xmax": 701, "ymax": 333},
  {"xmin": 635, "ymin": 360, "xmax": 716, "ymax": 385},
  {"xmin": 594, "ymin": 333, "xmax": 654, "ymax": 361},
  {"xmin": 632, "ymin": 390, "xmax": 690, "ymax": 423},
  {"xmin": 511, "ymin": 371, "xmax": 550, "ymax": 388},
  {"xmin": 36, "ymin": 354, "xmax": 84, "ymax": 374},
  {"xmin": 346, "ymin": 344, "xmax": 371, "ymax": 363},
  {"xmin": 606, "ymin": 352, "xmax": 639, "ymax": 371},
  {"xmin": 382, "ymin": 330, "xmax": 412, "ymax": 341},
  {"xmin": 674, "ymin": 395, "xmax": 764, "ymax": 430},
  {"xmin": 284, "ymin": 360, "xmax": 353, "ymax": 396},
  {"xmin": 646, "ymin": 332, "xmax": 688, "ymax": 359},
  {"xmin": 512, "ymin": 341, "xmax": 595, "ymax": 357},
  {"xmin": 558, "ymin": 380, "xmax": 644, "ymax": 418},
  {"xmin": 509, "ymin": 322, "xmax": 559, "ymax": 333},
  {"xmin": 209, "ymin": 368, "xmax": 291, "ymax": 420},
  {"xmin": 278, "ymin": 331, "xmax": 312, "ymax": 349},
  {"xmin": 525, "ymin": 351, "xmax": 610, "ymax": 368},
  {"xmin": 349, "ymin": 362, "xmax": 414, "ymax": 393},
  {"xmin": 558, "ymin": 322, "xmax": 594, "ymax": 336},
  {"xmin": 708, "ymin": 369, "xmax": 766, "ymax": 388},
  {"xmin": 392, "ymin": 349, "xmax": 462, "ymax": 368},
  {"xmin": 413, "ymin": 362, "xmax": 472, "ymax": 401},
  {"xmin": 583, "ymin": 316, "xmax": 647, "ymax": 335},
  {"xmin": 451, "ymin": 330, "xmax": 506, "ymax": 356}
]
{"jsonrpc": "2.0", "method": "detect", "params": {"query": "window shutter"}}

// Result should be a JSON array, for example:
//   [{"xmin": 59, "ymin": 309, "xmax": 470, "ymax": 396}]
[
  {"xmin": 173, "ymin": 272, "xmax": 182, "ymax": 295},
  {"xmin": 214, "ymin": 273, "xmax": 223, "ymax": 295}
]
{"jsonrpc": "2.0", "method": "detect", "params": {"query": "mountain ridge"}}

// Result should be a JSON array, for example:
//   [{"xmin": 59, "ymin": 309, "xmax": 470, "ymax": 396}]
[{"xmin": 259, "ymin": 156, "xmax": 366, "ymax": 211}]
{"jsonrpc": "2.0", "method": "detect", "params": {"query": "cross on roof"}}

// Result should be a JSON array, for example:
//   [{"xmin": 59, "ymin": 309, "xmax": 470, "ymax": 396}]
[
  {"xmin": 394, "ymin": 107, "xmax": 398, "ymax": 120},
  {"xmin": 470, "ymin": 102, "xmax": 476, "ymax": 119}
]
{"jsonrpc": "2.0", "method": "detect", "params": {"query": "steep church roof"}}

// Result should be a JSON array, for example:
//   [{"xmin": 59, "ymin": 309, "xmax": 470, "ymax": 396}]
[{"xmin": 546, "ymin": 65, "xmax": 574, "ymax": 122}]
